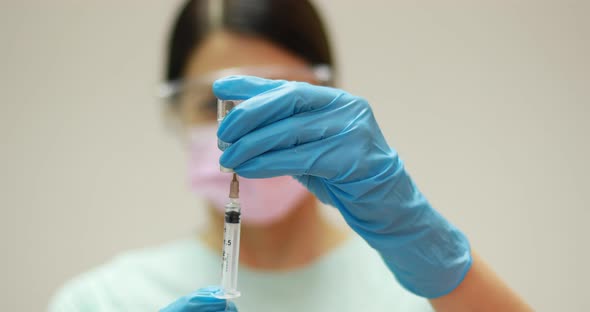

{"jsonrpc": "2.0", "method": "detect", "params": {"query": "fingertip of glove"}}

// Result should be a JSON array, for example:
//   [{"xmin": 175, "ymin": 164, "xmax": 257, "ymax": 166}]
[
  {"xmin": 218, "ymin": 156, "xmax": 233, "ymax": 172},
  {"xmin": 213, "ymin": 76, "xmax": 242, "ymax": 99},
  {"xmin": 216, "ymin": 124, "xmax": 228, "ymax": 144},
  {"xmin": 213, "ymin": 75, "xmax": 286, "ymax": 100},
  {"xmin": 190, "ymin": 286, "xmax": 225, "ymax": 300}
]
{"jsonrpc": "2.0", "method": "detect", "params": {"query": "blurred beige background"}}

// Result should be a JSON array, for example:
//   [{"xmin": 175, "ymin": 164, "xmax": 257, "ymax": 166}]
[{"xmin": 1, "ymin": 0, "xmax": 588, "ymax": 311}]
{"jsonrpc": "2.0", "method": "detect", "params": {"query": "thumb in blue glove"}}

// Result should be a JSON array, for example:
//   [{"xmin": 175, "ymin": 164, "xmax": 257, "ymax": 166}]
[
  {"xmin": 214, "ymin": 76, "xmax": 472, "ymax": 298},
  {"xmin": 160, "ymin": 287, "xmax": 238, "ymax": 312}
]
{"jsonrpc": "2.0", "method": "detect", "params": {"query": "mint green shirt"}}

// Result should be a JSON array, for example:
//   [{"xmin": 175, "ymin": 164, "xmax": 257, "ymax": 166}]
[{"xmin": 49, "ymin": 234, "xmax": 433, "ymax": 311}]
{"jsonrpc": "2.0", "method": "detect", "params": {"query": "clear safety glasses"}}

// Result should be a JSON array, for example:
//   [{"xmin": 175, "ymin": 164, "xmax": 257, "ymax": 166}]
[{"xmin": 158, "ymin": 64, "xmax": 333, "ymax": 124}]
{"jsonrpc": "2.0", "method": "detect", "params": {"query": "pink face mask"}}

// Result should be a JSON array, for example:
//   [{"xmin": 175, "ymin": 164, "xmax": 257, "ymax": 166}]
[{"xmin": 187, "ymin": 124, "xmax": 310, "ymax": 225}]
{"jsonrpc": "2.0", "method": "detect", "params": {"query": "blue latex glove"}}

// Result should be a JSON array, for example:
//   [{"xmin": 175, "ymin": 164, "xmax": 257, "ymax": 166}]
[
  {"xmin": 160, "ymin": 287, "xmax": 238, "ymax": 312},
  {"xmin": 214, "ymin": 76, "xmax": 472, "ymax": 298}
]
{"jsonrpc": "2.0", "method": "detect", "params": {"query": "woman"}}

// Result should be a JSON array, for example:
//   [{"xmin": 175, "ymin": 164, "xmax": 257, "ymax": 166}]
[{"xmin": 50, "ymin": 1, "xmax": 532, "ymax": 311}]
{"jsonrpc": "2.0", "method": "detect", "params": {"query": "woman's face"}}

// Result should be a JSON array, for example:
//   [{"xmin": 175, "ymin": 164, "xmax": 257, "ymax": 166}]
[{"xmin": 177, "ymin": 31, "xmax": 313, "ymax": 125}]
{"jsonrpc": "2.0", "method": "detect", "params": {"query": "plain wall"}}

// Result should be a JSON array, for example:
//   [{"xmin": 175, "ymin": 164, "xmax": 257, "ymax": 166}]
[{"xmin": 1, "ymin": 1, "xmax": 588, "ymax": 311}]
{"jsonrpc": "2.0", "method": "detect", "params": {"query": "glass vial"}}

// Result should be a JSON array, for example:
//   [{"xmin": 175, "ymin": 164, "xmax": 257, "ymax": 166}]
[{"xmin": 217, "ymin": 99, "xmax": 243, "ymax": 173}]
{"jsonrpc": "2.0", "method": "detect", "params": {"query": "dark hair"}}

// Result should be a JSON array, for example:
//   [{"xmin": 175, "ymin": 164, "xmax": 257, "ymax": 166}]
[{"xmin": 165, "ymin": 0, "xmax": 334, "ymax": 82}]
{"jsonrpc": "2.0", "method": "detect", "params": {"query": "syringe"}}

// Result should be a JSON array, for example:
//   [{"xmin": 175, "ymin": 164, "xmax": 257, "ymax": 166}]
[{"xmin": 214, "ymin": 173, "xmax": 242, "ymax": 299}]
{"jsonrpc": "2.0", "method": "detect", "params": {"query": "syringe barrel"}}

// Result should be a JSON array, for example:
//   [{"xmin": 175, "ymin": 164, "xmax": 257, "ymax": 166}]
[{"xmin": 220, "ymin": 210, "xmax": 241, "ymax": 298}]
